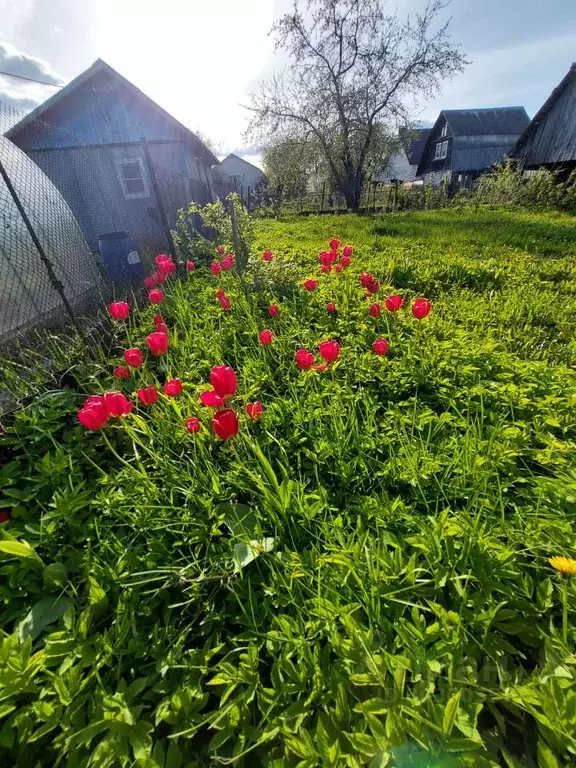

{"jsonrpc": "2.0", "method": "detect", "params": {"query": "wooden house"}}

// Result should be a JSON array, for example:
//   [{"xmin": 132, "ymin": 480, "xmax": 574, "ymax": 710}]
[
  {"xmin": 216, "ymin": 154, "xmax": 267, "ymax": 201},
  {"xmin": 6, "ymin": 59, "xmax": 219, "ymax": 252},
  {"xmin": 511, "ymin": 63, "xmax": 576, "ymax": 178},
  {"xmin": 377, "ymin": 128, "xmax": 431, "ymax": 184},
  {"xmin": 416, "ymin": 107, "xmax": 530, "ymax": 187}
]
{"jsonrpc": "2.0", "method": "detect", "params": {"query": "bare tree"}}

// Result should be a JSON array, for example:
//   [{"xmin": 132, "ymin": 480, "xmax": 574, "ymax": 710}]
[{"xmin": 246, "ymin": 0, "xmax": 467, "ymax": 211}]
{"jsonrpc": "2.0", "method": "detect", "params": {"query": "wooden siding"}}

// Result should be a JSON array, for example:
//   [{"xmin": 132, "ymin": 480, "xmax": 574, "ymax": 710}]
[
  {"xmin": 418, "ymin": 116, "xmax": 453, "ymax": 176},
  {"xmin": 515, "ymin": 71, "xmax": 576, "ymax": 166}
]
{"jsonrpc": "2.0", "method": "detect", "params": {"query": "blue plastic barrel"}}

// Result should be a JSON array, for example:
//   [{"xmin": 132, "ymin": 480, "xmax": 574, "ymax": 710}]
[{"xmin": 97, "ymin": 231, "xmax": 144, "ymax": 285}]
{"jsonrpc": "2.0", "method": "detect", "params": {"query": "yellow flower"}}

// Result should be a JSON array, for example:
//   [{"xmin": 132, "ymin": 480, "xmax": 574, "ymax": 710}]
[{"xmin": 549, "ymin": 556, "xmax": 576, "ymax": 577}]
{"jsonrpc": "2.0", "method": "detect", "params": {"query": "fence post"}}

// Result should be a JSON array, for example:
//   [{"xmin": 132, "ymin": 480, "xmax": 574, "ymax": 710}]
[
  {"xmin": 320, "ymin": 181, "xmax": 325, "ymax": 212},
  {"xmin": 0, "ymin": 155, "xmax": 85, "ymax": 339},
  {"xmin": 140, "ymin": 137, "xmax": 178, "ymax": 262},
  {"xmin": 227, "ymin": 198, "xmax": 246, "ymax": 273}
]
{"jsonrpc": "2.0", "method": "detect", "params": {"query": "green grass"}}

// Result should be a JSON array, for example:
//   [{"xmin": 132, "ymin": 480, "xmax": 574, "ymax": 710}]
[{"xmin": 2, "ymin": 206, "xmax": 576, "ymax": 767}]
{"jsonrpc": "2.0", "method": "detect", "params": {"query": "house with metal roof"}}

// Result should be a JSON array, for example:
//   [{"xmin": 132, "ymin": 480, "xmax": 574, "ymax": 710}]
[
  {"xmin": 6, "ymin": 59, "xmax": 218, "ymax": 252},
  {"xmin": 377, "ymin": 128, "xmax": 431, "ymax": 184},
  {"xmin": 416, "ymin": 107, "xmax": 530, "ymax": 187},
  {"xmin": 511, "ymin": 63, "xmax": 576, "ymax": 178}
]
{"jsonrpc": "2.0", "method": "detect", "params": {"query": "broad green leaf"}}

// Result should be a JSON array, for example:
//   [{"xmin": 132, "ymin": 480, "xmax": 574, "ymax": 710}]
[
  {"xmin": 220, "ymin": 502, "xmax": 258, "ymax": 537},
  {"xmin": 0, "ymin": 539, "xmax": 43, "ymax": 564},
  {"xmin": 43, "ymin": 562, "xmax": 68, "ymax": 589},
  {"xmin": 18, "ymin": 596, "xmax": 72, "ymax": 641}
]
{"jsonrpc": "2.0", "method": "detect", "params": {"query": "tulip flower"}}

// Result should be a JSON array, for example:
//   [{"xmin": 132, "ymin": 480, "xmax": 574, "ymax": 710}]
[
  {"xmin": 155, "ymin": 322, "xmax": 168, "ymax": 334},
  {"xmin": 321, "ymin": 264, "xmax": 331, "ymax": 274},
  {"xmin": 329, "ymin": 239, "xmax": 340, "ymax": 250},
  {"xmin": 246, "ymin": 401, "xmax": 264, "ymax": 421},
  {"xmin": 210, "ymin": 261, "xmax": 222, "ymax": 275},
  {"xmin": 369, "ymin": 303, "xmax": 381, "ymax": 318},
  {"xmin": 295, "ymin": 349, "xmax": 315, "ymax": 370},
  {"xmin": 155, "ymin": 272, "xmax": 166, "ymax": 284},
  {"xmin": 366, "ymin": 279, "xmax": 380, "ymax": 295},
  {"xmin": 124, "ymin": 348, "xmax": 143, "ymax": 368},
  {"xmin": 148, "ymin": 289, "xmax": 164, "ymax": 304},
  {"xmin": 343, "ymin": 245, "xmax": 353, "ymax": 258},
  {"xmin": 219, "ymin": 295, "xmax": 232, "ymax": 311},
  {"xmin": 103, "ymin": 391, "xmax": 133, "ymax": 417},
  {"xmin": 200, "ymin": 390, "xmax": 225, "ymax": 407},
  {"xmin": 385, "ymin": 294, "xmax": 404, "ymax": 312},
  {"xmin": 222, "ymin": 254, "xmax": 234, "ymax": 271},
  {"xmin": 210, "ymin": 365, "xmax": 237, "ymax": 399},
  {"xmin": 320, "ymin": 251, "xmax": 334, "ymax": 266},
  {"xmin": 78, "ymin": 400, "xmax": 108, "ymax": 430},
  {"xmin": 360, "ymin": 273, "xmax": 374, "ymax": 288},
  {"xmin": 144, "ymin": 276, "xmax": 157, "ymax": 288},
  {"xmin": 186, "ymin": 416, "xmax": 201, "ymax": 434},
  {"xmin": 186, "ymin": 260, "xmax": 195, "ymax": 271},
  {"xmin": 326, "ymin": 302, "xmax": 336, "ymax": 314},
  {"xmin": 212, "ymin": 409, "xmax": 239, "ymax": 440},
  {"xmin": 412, "ymin": 298, "xmax": 432, "ymax": 320},
  {"xmin": 0, "ymin": 510, "xmax": 10, "ymax": 524},
  {"xmin": 268, "ymin": 304, "xmax": 279, "ymax": 317},
  {"xmin": 163, "ymin": 379, "xmax": 183, "ymax": 397},
  {"xmin": 319, "ymin": 340, "xmax": 341, "ymax": 363},
  {"xmin": 341, "ymin": 255, "xmax": 351, "ymax": 268},
  {"xmin": 154, "ymin": 313, "xmax": 164, "ymax": 325},
  {"xmin": 114, "ymin": 366, "xmax": 130, "ymax": 380},
  {"xmin": 146, "ymin": 331, "xmax": 169, "ymax": 356},
  {"xmin": 263, "ymin": 250, "xmax": 273, "ymax": 262},
  {"xmin": 137, "ymin": 386, "xmax": 159, "ymax": 406},
  {"xmin": 155, "ymin": 254, "xmax": 168, "ymax": 264},
  {"xmin": 303, "ymin": 279, "xmax": 318, "ymax": 292},
  {"xmin": 109, "ymin": 301, "xmax": 130, "ymax": 320},
  {"xmin": 259, "ymin": 329, "xmax": 274, "ymax": 346},
  {"xmin": 335, "ymin": 264, "xmax": 343, "ymax": 273},
  {"xmin": 158, "ymin": 259, "xmax": 176, "ymax": 274},
  {"xmin": 217, "ymin": 245, "xmax": 226, "ymax": 255},
  {"xmin": 372, "ymin": 338, "xmax": 389, "ymax": 356}
]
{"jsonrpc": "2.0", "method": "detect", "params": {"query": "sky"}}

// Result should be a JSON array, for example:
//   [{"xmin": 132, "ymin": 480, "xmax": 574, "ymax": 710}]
[{"xmin": 0, "ymin": 0, "xmax": 575, "ymax": 167}]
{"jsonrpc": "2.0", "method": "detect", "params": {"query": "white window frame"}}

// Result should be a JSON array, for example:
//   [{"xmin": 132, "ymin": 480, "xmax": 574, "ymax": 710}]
[
  {"xmin": 440, "ymin": 123, "xmax": 448, "ymax": 138},
  {"xmin": 116, "ymin": 157, "xmax": 150, "ymax": 200},
  {"xmin": 434, "ymin": 141, "xmax": 448, "ymax": 161}
]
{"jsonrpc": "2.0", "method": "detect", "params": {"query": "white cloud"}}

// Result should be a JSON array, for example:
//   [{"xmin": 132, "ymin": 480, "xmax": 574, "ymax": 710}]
[{"xmin": 0, "ymin": 40, "xmax": 64, "ymax": 117}]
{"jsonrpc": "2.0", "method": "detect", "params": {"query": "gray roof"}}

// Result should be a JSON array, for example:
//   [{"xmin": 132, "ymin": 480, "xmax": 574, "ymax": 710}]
[{"xmin": 443, "ymin": 107, "xmax": 530, "ymax": 136}]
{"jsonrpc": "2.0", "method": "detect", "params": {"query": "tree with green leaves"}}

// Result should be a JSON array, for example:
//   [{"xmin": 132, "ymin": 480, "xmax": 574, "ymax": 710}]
[{"xmin": 247, "ymin": 0, "xmax": 467, "ymax": 211}]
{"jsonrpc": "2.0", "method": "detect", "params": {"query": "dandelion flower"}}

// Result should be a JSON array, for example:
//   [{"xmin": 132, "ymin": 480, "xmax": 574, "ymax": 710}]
[{"xmin": 549, "ymin": 556, "xmax": 576, "ymax": 577}]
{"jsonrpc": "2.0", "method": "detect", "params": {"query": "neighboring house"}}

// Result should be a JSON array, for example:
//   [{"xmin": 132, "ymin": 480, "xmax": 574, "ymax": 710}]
[
  {"xmin": 417, "ymin": 107, "xmax": 530, "ymax": 187},
  {"xmin": 377, "ymin": 128, "xmax": 431, "ymax": 184},
  {"xmin": 6, "ymin": 59, "xmax": 219, "ymax": 252},
  {"xmin": 511, "ymin": 63, "xmax": 576, "ymax": 179},
  {"xmin": 217, "ymin": 154, "xmax": 267, "ymax": 200}
]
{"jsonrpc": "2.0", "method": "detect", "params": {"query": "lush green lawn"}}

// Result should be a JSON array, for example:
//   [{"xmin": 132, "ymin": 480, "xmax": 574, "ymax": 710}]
[{"xmin": 2, "ymin": 206, "xmax": 576, "ymax": 767}]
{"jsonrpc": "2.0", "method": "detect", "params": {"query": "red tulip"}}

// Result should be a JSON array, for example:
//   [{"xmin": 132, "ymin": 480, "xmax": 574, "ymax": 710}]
[
  {"xmin": 219, "ymin": 295, "xmax": 232, "ymax": 311},
  {"xmin": 109, "ymin": 301, "xmax": 130, "ymax": 320},
  {"xmin": 335, "ymin": 264, "xmax": 343, "ymax": 273},
  {"xmin": 246, "ymin": 401, "xmax": 264, "ymax": 421},
  {"xmin": 155, "ymin": 322, "xmax": 168, "ymax": 334},
  {"xmin": 210, "ymin": 261, "xmax": 222, "ymax": 275},
  {"xmin": 341, "ymin": 255, "xmax": 351, "ymax": 268},
  {"xmin": 295, "ymin": 348, "xmax": 315, "ymax": 370},
  {"xmin": 78, "ymin": 400, "xmax": 108, "ymax": 430},
  {"xmin": 268, "ymin": 304, "xmax": 279, "ymax": 317},
  {"xmin": 343, "ymin": 245, "xmax": 353, "ymax": 258},
  {"xmin": 366, "ymin": 279, "xmax": 380, "ymax": 295},
  {"xmin": 163, "ymin": 378, "xmax": 183, "ymax": 397},
  {"xmin": 114, "ymin": 366, "xmax": 130, "ymax": 380},
  {"xmin": 103, "ymin": 391, "xmax": 133, "ymax": 417},
  {"xmin": 155, "ymin": 271, "xmax": 166, "ymax": 284},
  {"xmin": 385, "ymin": 294, "xmax": 404, "ymax": 312},
  {"xmin": 124, "ymin": 348, "xmax": 143, "ymax": 368},
  {"xmin": 263, "ymin": 250, "xmax": 273, "ymax": 262},
  {"xmin": 144, "ymin": 275, "xmax": 157, "ymax": 288},
  {"xmin": 321, "ymin": 264, "xmax": 331, "ymax": 274},
  {"xmin": 217, "ymin": 245, "xmax": 226, "ymax": 255},
  {"xmin": 155, "ymin": 253, "xmax": 168, "ymax": 264},
  {"xmin": 215, "ymin": 288, "xmax": 227, "ymax": 300},
  {"xmin": 222, "ymin": 254, "xmax": 234, "ymax": 271},
  {"xmin": 154, "ymin": 313, "xmax": 164, "ymax": 325},
  {"xmin": 259, "ymin": 329, "xmax": 274, "ymax": 346},
  {"xmin": 360, "ymin": 273, "xmax": 374, "ymax": 288},
  {"xmin": 146, "ymin": 331, "xmax": 169, "ymax": 356},
  {"xmin": 186, "ymin": 416, "xmax": 201, "ymax": 434},
  {"xmin": 210, "ymin": 365, "xmax": 237, "ymax": 399},
  {"xmin": 329, "ymin": 239, "xmax": 340, "ymax": 251},
  {"xmin": 303, "ymin": 279, "xmax": 318, "ymax": 292},
  {"xmin": 320, "ymin": 251, "xmax": 336, "ymax": 266},
  {"xmin": 148, "ymin": 289, "xmax": 164, "ymax": 304},
  {"xmin": 412, "ymin": 298, "xmax": 432, "ymax": 320},
  {"xmin": 158, "ymin": 259, "xmax": 176, "ymax": 274},
  {"xmin": 212, "ymin": 409, "xmax": 239, "ymax": 440},
  {"xmin": 186, "ymin": 260, "xmax": 195, "ymax": 271},
  {"xmin": 372, "ymin": 338, "xmax": 389, "ymax": 356},
  {"xmin": 326, "ymin": 302, "xmax": 336, "ymax": 314},
  {"xmin": 0, "ymin": 510, "xmax": 10, "ymax": 524},
  {"xmin": 369, "ymin": 303, "xmax": 381, "ymax": 318},
  {"xmin": 200, "ymin": 390, "xmax": 225, "ymax": 407},
  {"xmin": 137, "ymin": 385, "xmax": 159, "ymax": 406},
  {"xmin": 319, "ymin": 340, "xmax": 340, "ymax": 363}
]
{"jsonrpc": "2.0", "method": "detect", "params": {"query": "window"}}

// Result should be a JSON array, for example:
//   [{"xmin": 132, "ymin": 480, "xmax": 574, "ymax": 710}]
[
  {"xmin": 434, "ymin": 141, "xmax": 448, "ymax": 161},
  {"xmin": 440, "ymin": 123, "xmax": 448, "ymax": 138},
  {"xmin": 228, "ymin": 173, "xmax": 242, "ymax": 190},
  {"xmin": 116, "ymin": 158, "xmax": 150, "ymax": 199}
]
